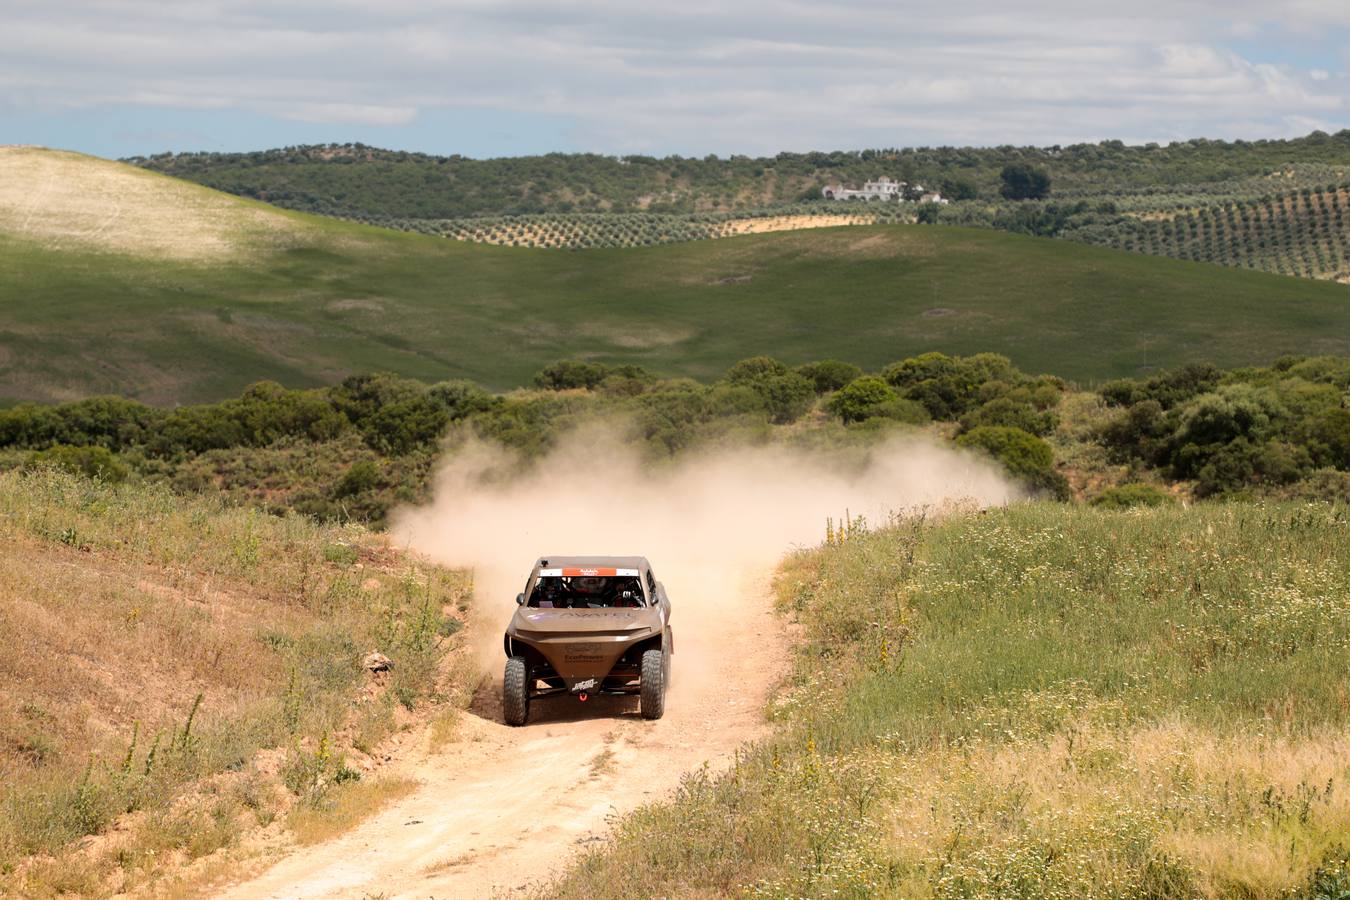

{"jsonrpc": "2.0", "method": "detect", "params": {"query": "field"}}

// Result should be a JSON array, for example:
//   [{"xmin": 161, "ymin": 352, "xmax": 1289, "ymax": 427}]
[
  {"xmin": 3, "ymin": 149, "xmax": 1350, "ymax": 405},
  {"xmin": 547, "ymin": 503, "xmax": 1350, "ymax": 898},
  {"xmin": 1103, "ymin": 185, "xmax": 1350, "ymax": 281},
  {"xmin": 367, "ymin": 182, "xmax": 1350, "ymax": 283}
]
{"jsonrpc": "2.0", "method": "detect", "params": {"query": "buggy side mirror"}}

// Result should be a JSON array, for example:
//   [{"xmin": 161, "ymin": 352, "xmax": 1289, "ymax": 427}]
[{"xmin": 515, "ymin": 592, "xmax": 526, "ymax": 606}]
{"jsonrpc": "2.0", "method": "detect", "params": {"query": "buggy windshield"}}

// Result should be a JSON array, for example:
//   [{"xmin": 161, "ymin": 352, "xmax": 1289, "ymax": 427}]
[{"xmin": 527, "ymin": 569, "xmax": 646, "ymax": 609}]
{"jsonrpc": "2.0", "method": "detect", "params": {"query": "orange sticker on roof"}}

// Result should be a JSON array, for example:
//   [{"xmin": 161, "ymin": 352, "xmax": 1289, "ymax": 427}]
[{"xmin": 562, "ymin": 567, "xmax": 616, "ymax": 576}]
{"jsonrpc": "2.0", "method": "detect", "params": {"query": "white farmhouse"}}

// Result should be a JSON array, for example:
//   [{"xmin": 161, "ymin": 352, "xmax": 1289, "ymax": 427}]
[{"xmin": 822, "ymin": 177, "xmax": 905, "ymax": 201}]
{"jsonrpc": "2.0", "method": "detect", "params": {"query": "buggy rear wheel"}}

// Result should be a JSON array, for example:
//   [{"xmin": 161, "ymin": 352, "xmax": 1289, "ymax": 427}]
[
  {"xmin": 503, "ymin": 656, "xmax": 530, "ymax": 726},
  {"xmin": 639, "ymin": 648, "xmax": 666, "ymax": 720}
]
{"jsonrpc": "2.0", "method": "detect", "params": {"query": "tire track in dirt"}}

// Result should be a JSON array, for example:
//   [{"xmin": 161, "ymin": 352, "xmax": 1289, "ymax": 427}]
[{"xmin": 218, "ymin": 568, "xmax": 787, "ymax": 899}]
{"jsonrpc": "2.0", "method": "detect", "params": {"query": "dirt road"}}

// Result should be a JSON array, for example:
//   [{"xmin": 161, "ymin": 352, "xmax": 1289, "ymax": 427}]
[{"xmin": 219, "ymin": 571, "xmax": 787, "ymax": 899}]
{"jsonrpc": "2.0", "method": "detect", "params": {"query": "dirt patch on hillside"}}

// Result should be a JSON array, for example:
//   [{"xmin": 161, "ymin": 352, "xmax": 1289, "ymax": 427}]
[
  {"xmin": 715, "ymin": 213, "xmax": 875, "ymax": 235},
  {"xmin": 0, "ymin": 147, "xmax": 299, "ymax": 261}
]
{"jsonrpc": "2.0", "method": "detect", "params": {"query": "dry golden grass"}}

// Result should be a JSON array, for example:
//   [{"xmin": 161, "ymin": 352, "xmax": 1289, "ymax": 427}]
[
  {"xmin": 286, "ymin": 776, "xmax": 418, "ymax": 847},
  {"xmin": 714, "ymin": 213, "xmax": 874, "ymax": 236},
  {"xmin": 0, "ymin": 147, "xmax": 305, "ymax": 261}
]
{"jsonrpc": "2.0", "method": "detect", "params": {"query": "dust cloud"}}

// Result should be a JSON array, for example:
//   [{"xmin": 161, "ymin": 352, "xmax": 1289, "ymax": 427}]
[{"xmin": 390, "ymin": 426, "xmax": 1018, "ymax": 698}]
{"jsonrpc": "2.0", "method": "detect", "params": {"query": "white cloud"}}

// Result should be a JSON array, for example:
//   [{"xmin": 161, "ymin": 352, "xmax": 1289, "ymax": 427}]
[
  {"xmin": 279, "ymin": 103, "xmax": 419, "ymax": 126},
  {"xmin": 0, "ymin": 1, "xmax": 1345, "ymax": 153}
]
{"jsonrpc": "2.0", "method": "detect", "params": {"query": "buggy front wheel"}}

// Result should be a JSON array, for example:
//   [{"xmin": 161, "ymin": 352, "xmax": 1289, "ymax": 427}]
[
  {"xmin": 503, "ymin": 656, "xmax": 530, "ymax": 726},
  {"xmin": 639, "ymin": 648, "xmax": 666, "ymax": 720}
]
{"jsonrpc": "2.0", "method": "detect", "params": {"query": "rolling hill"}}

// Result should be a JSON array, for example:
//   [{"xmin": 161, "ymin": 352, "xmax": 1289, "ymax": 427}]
[{"xmin": 2, "ymin": 147, "xmax": 1349, "ymax": 405}]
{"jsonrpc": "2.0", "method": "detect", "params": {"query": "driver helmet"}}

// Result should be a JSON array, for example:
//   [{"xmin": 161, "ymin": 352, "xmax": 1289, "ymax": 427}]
[{"xmin": 574, "ymin": 576, "xmax": 607, "ymax": 594}]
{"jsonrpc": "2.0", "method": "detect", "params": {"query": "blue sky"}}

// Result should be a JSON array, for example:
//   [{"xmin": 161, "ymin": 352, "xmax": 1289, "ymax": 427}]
[{"xmin": 1, "ymin": 1, "xmax": 1346, "ymax": 159}]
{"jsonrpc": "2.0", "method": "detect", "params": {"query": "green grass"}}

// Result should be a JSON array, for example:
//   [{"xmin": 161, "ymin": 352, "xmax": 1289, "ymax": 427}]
[
  {"xmin": 3, "ymin": 152, "xmax": 1349, "ymax": 404},
  {"xmin": 546, "ymin": 503, "xmax": 1350, "ymax": 898}
]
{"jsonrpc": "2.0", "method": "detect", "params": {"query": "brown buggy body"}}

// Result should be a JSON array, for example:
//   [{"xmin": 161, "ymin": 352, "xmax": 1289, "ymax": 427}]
[{"xmin": 502, "ymin": 556, "xmax": 673, "ymax": 725}]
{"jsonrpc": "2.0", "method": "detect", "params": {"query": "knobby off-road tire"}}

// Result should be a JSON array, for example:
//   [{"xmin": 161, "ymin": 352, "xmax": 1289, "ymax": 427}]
[
  {"xmin": 503, "ymin": 656, "xmax": 530, "ymax": 726},
  {"xmin": 640, "ymin": 648, "xmax": 666, "ymax": 720}
]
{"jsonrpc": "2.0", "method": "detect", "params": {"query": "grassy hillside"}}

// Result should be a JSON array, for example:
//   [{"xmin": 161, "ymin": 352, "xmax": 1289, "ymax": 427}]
[
  {"xmin": 0, "ymin": 469, "xmax": 472, "ymax": 895},
  {"xmin": 548, "ymin": 502, "xmax": 1350, "ymax": 898},
  {"xmin": 3, "ymin": 148, "xmax": 1349, "ymax": 404}
]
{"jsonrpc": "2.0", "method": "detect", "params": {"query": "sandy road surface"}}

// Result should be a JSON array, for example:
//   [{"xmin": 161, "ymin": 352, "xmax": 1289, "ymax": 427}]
[{"xmin": 220, "ymin": 574, "xmax": 787, "ymax": 899}]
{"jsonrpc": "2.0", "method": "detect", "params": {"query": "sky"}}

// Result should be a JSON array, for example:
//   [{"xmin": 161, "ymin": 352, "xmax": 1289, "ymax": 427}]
[{"xmin": 1, "ymin": 0, "xmax": 1347, "ymax": 159}]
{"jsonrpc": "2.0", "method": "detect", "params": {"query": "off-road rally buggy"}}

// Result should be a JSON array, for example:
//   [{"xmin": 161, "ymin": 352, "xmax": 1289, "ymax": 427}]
[{"xmin": 502, "ymin": 556, "xmax": 673, "ymax": 725}]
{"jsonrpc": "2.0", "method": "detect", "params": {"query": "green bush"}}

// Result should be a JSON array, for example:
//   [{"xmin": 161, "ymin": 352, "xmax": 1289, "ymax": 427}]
[
  {"xmin": 25, "ymin": 445, "xmax": 129, "ymax": 483},
  {"xmin": 883, "ymin": 352, "xmax": 1021, "ymax": 420},
  {"xmin": 828, "ymin": 377, "xmax": 900, "ymax": 424},
  {"xmin": 1099, "ymin": 363, "xmax": 1221, "ymax": 409},
  {"xmin": 359, "ymin": 397, "xmax": 450, "ymax": 456},
  {"xmin": 750, "ymin": 374, "xmax": 815, "ymax": 425},
  {"xmin": 959, "ymin": 397, "xmax": 1057, "ymax": 436},
  {"xmin": 724, "ymin": 356, "xmax": 789, "ymax": 384},
  {"xmin": 1304, "ymin": 407, "xmax": 1350, "ymax": 469},
  {"xmin": 795, "ymin": 360, "xmax": 863, "ymax": 394},
  {"xmin": 533, "ymin": 360, "xmax": 610, "ymax": 391},
  {"xmin": 333, "ymin": 460, "xmax": 380, "ymax": 499},
  {"xmin": 956, "ymin": 426, "xmax": 1068, "ymax": 498},
  {"xmin": 427, "ymin": 380, "xmax": 499, "ymax": 418}
]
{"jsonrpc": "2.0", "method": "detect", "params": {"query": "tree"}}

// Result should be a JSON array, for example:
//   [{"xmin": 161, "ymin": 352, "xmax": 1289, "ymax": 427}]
[
  {"xmin": 999, "ymin": 163, "xmax": 1051, "ymax": 200},
  {"xmin": 915, "ymin": 204, "xmax": 941, "ymax": 225},
  {"xmin": 940, "ymin": 178, "xmax": 979, "ymax": 201}
]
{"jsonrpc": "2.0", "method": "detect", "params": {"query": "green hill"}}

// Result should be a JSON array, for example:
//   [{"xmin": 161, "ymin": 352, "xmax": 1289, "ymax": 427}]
[{"xmin": 3, "ymin": 148, "xmax": 1348, "ymax": 404}]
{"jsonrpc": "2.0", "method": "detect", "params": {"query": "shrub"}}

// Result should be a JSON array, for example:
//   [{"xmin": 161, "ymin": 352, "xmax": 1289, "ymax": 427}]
[
  {"xmin": 719, "ymin": 358, "xmax": 814, "ymax": 424},
  {"xmin": 956, "ymin": 426, "xmax": 1068, "ymax": 498},
  {"xmin": 756, "ymin": 374, "xmax": 815, "ymax": 425},
  {"xmin": 883, "ymin": 352, "xmax": 1020, "ymax": 420},
  {"xmin": 1171, "ymin": 385, "xmax": 1285, "ymax": 452},
  {"xmin": 725, "ymin": 356, "xmax": 789, "ymax": 384},
  {"xmin": 359, "ymin": 397, "xmax": 450, "ymax": 456},
  {"xmin": 25, "ymin": 445, "xmax": 129, "ymax": 483},
  {"xmin": 1099, "ymin": 364, "xmax": 1221, "ymax": 409},
  {"xmin": 959, "ymin": 397, "xmax": 1057, "ymax": 436},
  {"xmin": 1186, "ymin": 438, "xmax": 1313, "ymax": 497},
  {"xmin": 795, "ymin": 360, "xmax": 863, "ymax": 394},
  {"xmin": 1304, "ymin": 408, "xmax": 1350, "ymax": 469},
  {"xmin": 427, "ymin": 380, "xmax": 499, "ymax": 418},
  {"xmin": 634, "ymin": 382, "xmax": 712, "ymax": 455},
  {"xmin": 1098, "ymin": 400, "xmax": 1168, "ymax": 462},
  {"xmin": 533, "ymin": 360, "xmax": 610, "ymax": 391},
  {"xmin": 333, "ymin": 460, "xmax": 380, "ymax": 499},
  {"xmin": 828, "ymin": 377, "xmax": 900, "ymax": 424},
  {"xmin": 329, "ymin": 373, "xmax": 426, "ymax": 425},
  {"xmin": 1090, "ymin": 483, "xmax": 1175, "ymax": 509}
]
